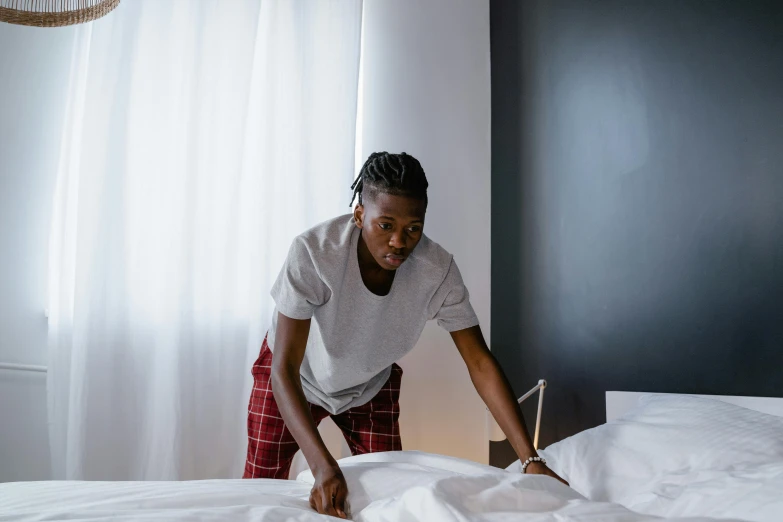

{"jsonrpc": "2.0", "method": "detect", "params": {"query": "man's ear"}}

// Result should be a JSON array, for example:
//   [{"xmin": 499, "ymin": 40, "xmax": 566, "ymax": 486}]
[{"xmin": 353, "ymin": 204, "xmax": 364, "ymax": 228}]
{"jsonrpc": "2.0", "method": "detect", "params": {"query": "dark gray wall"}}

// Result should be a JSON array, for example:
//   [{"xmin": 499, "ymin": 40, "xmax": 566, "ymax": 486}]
[{"xmin": 490, "ymin": 0, "xmax": 783, "ymax": 466}]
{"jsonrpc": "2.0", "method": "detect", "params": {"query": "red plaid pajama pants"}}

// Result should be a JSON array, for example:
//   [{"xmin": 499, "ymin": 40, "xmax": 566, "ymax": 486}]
[{"xmin": 243, "ymin": 337, "xmax": 403, "ymax": 479}]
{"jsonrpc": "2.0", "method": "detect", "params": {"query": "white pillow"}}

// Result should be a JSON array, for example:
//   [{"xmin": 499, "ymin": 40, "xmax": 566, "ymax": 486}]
[{"xmin": 512, "ymin": 394, "xmax": 783, "ymax": 503}]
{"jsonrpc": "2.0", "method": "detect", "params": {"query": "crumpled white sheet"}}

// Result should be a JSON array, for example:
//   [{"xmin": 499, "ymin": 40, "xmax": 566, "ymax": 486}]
[
  {"xmin": 1, "ymin": 451, "xmax": 742, "ymax": 522},
  {"xmin": 621, "ymin": 461, "xmax": 783, "ymax": 522}
]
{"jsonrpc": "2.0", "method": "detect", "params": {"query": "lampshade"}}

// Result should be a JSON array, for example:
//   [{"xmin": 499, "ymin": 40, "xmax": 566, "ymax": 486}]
[{"xmin": 0, "ymin": 0, "xmax": 120, "ymax": 27}]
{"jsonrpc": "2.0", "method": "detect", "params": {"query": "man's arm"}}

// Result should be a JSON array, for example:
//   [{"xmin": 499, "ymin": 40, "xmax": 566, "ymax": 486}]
[
  {"xmin": 271, "ymin": 312, "xmax": 348, "ymax": 518},
  {"xmin": 450, "ymin": 325, "xmax": 566, "ymax": 483}
]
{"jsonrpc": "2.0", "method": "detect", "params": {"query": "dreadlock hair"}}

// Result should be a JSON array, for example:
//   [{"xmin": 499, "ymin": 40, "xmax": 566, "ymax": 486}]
[{"xmin": 350, "ymin": 152, "xmax": 429, "ymax": 207}]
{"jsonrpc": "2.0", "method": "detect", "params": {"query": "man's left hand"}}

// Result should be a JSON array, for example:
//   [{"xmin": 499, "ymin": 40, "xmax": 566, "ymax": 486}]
[{"xmin": 524, "ymin": 461, "xmax": 569, "ymax": 485}]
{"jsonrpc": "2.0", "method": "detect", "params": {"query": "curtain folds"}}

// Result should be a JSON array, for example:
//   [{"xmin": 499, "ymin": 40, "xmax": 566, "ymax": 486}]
[{"xmin": 47, "ymin": 0, "xmax": 362, "ymax": 480}]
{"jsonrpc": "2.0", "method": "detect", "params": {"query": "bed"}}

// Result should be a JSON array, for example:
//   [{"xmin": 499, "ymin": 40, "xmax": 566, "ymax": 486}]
[
  {"xmin": 0, "ymin": 450, "xmax": 746, "ymax": 522},
  {"xmin": 3, "ymin": 392, "xmax": 781, "ymax": 521}
]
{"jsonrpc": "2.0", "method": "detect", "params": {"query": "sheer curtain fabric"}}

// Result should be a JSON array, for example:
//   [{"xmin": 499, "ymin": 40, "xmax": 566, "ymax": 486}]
[{"xmin": 47, "ymin": 0, "xmax": 362, "ymax": 480}]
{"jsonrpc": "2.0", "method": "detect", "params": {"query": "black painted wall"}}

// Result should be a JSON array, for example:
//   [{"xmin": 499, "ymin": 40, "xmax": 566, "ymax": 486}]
[{"xmin": 490, "ymin": 0, "xmax": 783, "ymax": 467}]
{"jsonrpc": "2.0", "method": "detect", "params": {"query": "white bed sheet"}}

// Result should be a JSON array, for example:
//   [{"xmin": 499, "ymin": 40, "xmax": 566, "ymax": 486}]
[
  {"xmin": 622, "ymin": 461, "xmax": 783, "ymax": 522},
  {"xmin": 1, "ymin": 451, "xmax": 739, "ymax": 522}
]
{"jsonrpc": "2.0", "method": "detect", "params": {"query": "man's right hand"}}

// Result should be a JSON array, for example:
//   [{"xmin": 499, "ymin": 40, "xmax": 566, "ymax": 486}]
[{"xmin": 309, "ymin": 464, "xmax": 349, "ymax": 518}]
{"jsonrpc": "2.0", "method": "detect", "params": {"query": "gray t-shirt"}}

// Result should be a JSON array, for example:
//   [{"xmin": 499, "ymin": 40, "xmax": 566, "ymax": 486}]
[{"xmin": 267, "ymin": 214, "xmax": 479, "ymax": 415}]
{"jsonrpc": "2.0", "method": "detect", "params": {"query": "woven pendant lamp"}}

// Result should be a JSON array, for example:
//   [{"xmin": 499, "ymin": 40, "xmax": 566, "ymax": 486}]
[{"xmin": 0, "ymin": 0, "xmax": 120, "ymax": 27}]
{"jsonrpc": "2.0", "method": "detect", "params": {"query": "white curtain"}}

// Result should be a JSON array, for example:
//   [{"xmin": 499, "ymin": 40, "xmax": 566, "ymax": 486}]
[{"xmin": 47, "ymin": 0, "xmax": 362, "ymax": 480}]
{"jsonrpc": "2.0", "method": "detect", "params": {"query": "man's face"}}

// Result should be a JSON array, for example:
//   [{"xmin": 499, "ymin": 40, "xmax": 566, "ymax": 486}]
[{"xmin": 353, "ymin": 192, "xmax": 427, "ymax": 270}]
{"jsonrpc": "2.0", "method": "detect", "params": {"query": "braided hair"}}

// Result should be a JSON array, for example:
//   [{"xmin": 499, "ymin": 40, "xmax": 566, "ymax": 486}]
[{"xmin": 350, "ymin": 152, "xmax": 429, "ymax": 207}]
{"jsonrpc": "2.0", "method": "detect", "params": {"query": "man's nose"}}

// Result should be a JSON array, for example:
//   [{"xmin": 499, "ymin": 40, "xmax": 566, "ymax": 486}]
[{"xmin": 389, "ymin": 231, "xmax": 405, "ymax": 249}]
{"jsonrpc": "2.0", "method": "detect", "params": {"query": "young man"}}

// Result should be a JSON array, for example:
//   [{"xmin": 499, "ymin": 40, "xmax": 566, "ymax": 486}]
[{"xmin": 244, "ymin": 152, "xmax": 564, "ymax": 517}]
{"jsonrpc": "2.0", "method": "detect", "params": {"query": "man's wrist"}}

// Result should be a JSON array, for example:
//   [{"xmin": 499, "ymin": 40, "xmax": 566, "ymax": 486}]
[
  {"xmin": 513, "ymin": 444, "xmax": 538, "ymax": 462},
  {"xmin": 506, "ymin": 431, "xmax": 538, "ymax": 462},
  {"xmin": 521, "ymin": 456, "xmax": 547, "ymax": 473},
  {"xmin": 310, "ymin": 455, "xmax": 340, "ymax": 478}
]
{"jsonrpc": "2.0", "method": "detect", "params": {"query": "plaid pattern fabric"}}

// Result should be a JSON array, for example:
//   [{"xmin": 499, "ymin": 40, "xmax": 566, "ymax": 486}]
[{"xmin": 243, "ymin": 337, "xmax": 403, "ymax": 479}]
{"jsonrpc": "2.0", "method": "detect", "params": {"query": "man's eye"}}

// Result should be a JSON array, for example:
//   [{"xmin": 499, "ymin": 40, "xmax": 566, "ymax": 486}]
[
  {"xmin": 408, "ymin": 227, "xmax": 421, "ymax": 233},
  {"xmin": 379, "ymin": 223, "xmax": 392, "ymax": 230}
]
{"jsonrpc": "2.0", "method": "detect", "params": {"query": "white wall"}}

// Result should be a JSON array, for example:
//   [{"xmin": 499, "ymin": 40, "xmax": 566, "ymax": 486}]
[
  {"xmin": 359, "ymin": 0, "xmax": 492, "ymax": 464},
  {"xmin": 0, "ymin": 24, "xmax": 75, "ymax": 482},
  {"xmin": 0, "ymin": 1, "xmax": 492, "ymax": 480}
]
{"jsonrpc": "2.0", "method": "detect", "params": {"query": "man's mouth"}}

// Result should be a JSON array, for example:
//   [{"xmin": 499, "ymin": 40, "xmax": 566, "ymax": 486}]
[{"xmin": 385, "ymin": 253, "xmax": 405, "ymax": 267}]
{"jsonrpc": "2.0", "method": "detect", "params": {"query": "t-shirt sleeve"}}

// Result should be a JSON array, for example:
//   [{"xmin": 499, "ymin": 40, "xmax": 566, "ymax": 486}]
[
  {"xmin": 270, "ymin": 236, "xmax": 331, "ymax": 320},
  {"xmin": 430, "ymin": 259, "xmax": 480, "ymax": 332}
]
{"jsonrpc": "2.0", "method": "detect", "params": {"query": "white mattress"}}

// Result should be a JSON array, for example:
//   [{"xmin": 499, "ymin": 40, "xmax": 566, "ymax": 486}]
[{"xmin": 1, "ymin": 451, "xmax": 741, "ymax": 522}]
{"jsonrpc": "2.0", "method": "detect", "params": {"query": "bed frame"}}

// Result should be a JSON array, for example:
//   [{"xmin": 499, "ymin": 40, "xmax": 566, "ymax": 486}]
[{"xmin": 606, "ymin": 391, "xmax": 783, "ymax": 421}]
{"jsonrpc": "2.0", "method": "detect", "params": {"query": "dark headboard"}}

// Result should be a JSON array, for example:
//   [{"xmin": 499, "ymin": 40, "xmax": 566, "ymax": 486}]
[{"xmin": 489, "ymin": 0, "xmax": 783, "ymax": 467}]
